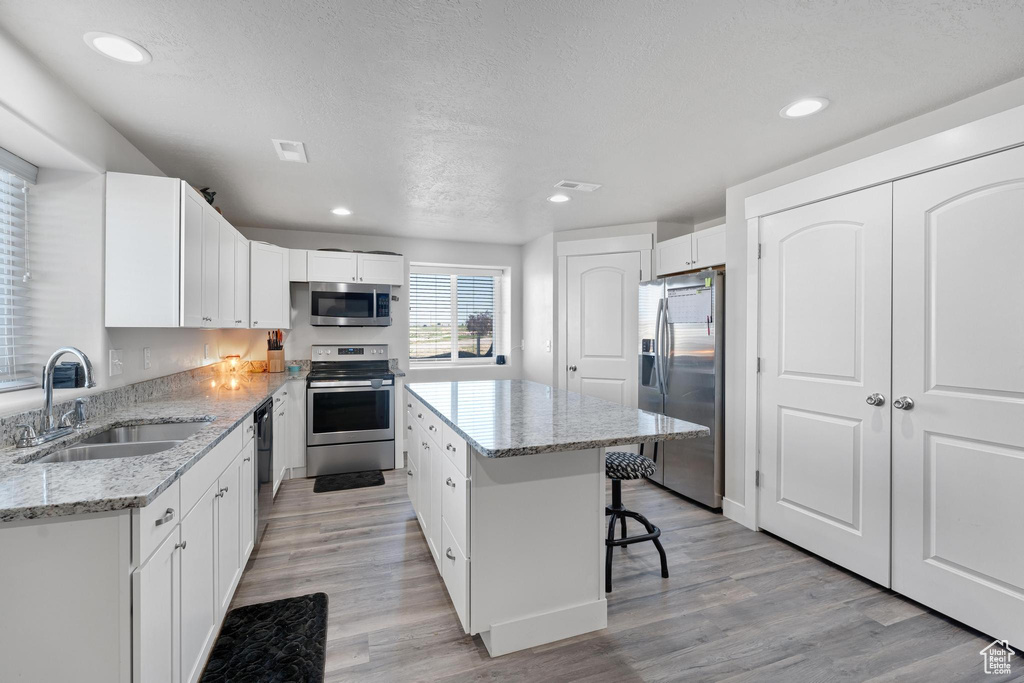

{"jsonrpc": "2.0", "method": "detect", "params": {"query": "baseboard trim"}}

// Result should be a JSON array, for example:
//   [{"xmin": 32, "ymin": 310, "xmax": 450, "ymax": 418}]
[
  {"xmin": 479, "ymin": 599, "xmax": 607, "ymax": 657},
  {"xmin": 723, "ymin": 497, "xmax": 755, "ymax": 530}
]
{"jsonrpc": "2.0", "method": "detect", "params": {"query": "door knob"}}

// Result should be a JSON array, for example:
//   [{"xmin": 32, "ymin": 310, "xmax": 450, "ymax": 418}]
[
  {"xmin": 865, "ymin": 393, "xmax": 885, "ymax": 406},
  {"xmin": 893, "ymin": 396, "xmax": 915, "ymax": 411},
  {"xmin": 568, "ymin": 365, "xmax": 578, "ymax": 372}
]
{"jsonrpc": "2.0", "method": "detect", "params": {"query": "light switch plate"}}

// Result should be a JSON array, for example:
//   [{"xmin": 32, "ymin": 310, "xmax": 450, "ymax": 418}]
[
  {"xmin": 143, "ymin": 347, "xmax": 151, "ymax": 370},
  {"xmin": 109, "ymin": 348, "xmax": 123, "ymax": 377}
]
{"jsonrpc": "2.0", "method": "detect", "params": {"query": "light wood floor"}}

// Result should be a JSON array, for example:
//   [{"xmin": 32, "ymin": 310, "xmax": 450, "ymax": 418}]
[{"xmin": 231, "ymin": 470, "xmax": 1019, "ymax": 682}]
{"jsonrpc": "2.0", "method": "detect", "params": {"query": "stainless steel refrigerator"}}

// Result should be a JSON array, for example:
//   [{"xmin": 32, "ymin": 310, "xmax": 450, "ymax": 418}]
[{"xmin": 638, "ymin": 269, "xmax": 725, "ymax": 508}]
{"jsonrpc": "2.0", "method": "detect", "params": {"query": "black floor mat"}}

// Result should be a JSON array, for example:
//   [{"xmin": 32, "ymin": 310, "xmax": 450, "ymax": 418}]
[
  {"xmin": 200, "ymin": 592, "xmax": 327, "ymax": 683},
  {"xmin": 313, "ymin": 470, "xmax": 385, "ymax": 493}
]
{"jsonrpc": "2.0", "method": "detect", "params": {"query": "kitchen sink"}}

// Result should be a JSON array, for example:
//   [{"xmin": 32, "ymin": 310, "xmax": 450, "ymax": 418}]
[
  {"xmin": 80, "ymin": 421, "xmax": 209, "ymax": 445},
  {"xmin": 35, "ymin": 440, "xmax": 183, "ymax": 463}
]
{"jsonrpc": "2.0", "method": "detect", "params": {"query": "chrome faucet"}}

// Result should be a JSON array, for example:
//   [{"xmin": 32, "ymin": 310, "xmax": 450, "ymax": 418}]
[{"xmin": 17, "ymin": 346, "xmax": 96, "ymax": 447}]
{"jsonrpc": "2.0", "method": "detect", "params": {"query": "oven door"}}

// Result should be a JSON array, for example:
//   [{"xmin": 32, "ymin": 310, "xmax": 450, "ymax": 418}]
[
  {"xmin": 309, "ymin": 282, "xmax": 389, "ymax": 326},
  {"xmin": 307, "ymin": 381, "xmax": 395, "ymax": 446}
]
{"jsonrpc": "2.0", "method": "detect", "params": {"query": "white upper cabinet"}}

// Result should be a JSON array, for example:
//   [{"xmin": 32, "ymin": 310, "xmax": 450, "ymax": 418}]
[
  {"xmin": 106, "ymin": 172, "xmax": 255, "ymax": 330},
  {"xmin": 356, "ymin": 253, "xmax": 404, "ymax": 285},
  {"xmin": 216, "ymin": 216, "xmax": 236, "ymax": 328},
  {"xmin": 288, "ymin": 248, "xmax": 308, "ymax": 282},
  {"xmin": 296, "ymin": 250, "xmax": 404, "ymax": 285},
  {"xmin": 656, "ymin": 224, "xmax": 725, "ymax": 277},
  {"xmin": 234, "ymin": 234, "xmax": 249, "ymax": 327},
  {"xmin": 249, "ymin": 242, "xmax": 290, "ymax": 329},
  {"xmin": 306, "ymin": 250, "xmax": 357, "ymax": 282}
]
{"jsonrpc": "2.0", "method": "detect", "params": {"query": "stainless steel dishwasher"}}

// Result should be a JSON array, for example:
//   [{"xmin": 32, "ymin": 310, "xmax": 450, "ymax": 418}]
[{"xmin": 254, "ymin": 398, "xmax": 274, "ymax": 550}]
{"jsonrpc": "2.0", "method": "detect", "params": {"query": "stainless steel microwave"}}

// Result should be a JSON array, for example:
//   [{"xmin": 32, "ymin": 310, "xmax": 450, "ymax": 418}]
[{"xmin": 309, "ymin": 282, "xmax": 392, "ymax": 326}]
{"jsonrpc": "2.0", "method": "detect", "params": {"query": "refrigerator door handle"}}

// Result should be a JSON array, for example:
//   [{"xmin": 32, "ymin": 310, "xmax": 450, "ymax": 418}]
[
  {"xmin": 654, "ymin": 298, "xmax": 665, "ymax": 394},
  {"xmin": 659, "ymin": 297, "xmax": 671, "ymax": 393}
]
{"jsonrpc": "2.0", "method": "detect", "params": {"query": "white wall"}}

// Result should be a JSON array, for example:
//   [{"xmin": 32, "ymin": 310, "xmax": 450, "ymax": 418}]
[
  {"xmin": 521, "ymin": 232, "xmax": 554, "ymax": 384},
  {"xmin": 722, "ymin": 74, "xmax": 1024, "ymax": 529},
  {"xmin": 0, "ymin": 29, "xmax": 249, "ymax": 416},
  {"xmin": 239, "ymin": 227, "xmax": 522, "ymax": 384}
]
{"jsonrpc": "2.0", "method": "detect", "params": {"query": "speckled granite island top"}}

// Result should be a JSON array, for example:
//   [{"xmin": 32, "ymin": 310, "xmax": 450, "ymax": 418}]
[
  {"xmin": 405, "ymin": 379, "xmax": 708, "ymax": 458},
  {"xmin": 0, "ymin": 372, "xmax": 307, "ymax": 522}
]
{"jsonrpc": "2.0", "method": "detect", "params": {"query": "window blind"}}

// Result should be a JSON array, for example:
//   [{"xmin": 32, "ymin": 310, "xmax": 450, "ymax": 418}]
[
  {"xmin": 0, "ymin": 163, "xmax": 36, "ymax": 391},
  {"xmin": 410, "ymin": 265, "xmax": 503, "ymax": 363}
]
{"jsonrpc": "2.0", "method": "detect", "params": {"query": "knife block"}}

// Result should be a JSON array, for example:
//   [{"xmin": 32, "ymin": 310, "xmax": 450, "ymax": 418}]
[{"xmin": 267, "ymin": 350, "xmax": 285, "ymax": 373}]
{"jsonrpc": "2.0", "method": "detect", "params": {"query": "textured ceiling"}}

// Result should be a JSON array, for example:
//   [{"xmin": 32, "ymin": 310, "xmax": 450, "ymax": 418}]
[{"xmin": 3, "ymin": 0, "xmax": 1024, "ymax": 244}]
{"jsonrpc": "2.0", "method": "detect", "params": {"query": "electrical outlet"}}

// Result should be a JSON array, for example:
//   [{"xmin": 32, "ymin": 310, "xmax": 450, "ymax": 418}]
[
  {"xmin": 143, "ymin": 347, "xmax": 151, "ymax": 370},
  {"xmin": 203, "ymin": 343, "xmax": 210, "ymax": 360},
  {"xmin": 109, "ymin": 348, "xmax": 123, "ymax": 377}
]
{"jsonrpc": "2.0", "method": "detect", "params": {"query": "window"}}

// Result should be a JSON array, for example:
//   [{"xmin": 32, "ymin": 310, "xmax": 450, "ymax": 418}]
[
  {"xmin": 409, "ymin": 264, "xmax": 506, "ymax": 364},
  {"xmin": 0, "ymin": 148, "xmax": 37, "ymax": 392}
]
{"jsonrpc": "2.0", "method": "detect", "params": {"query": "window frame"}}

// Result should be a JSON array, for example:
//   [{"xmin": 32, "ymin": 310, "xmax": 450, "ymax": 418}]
[
  {"xmin": 408, "ymin": 263, "xmax": 505, "ymax": 368},
  {"xmin": 0, "ymin": 149, "xmax": 37, "ymax": 393}
]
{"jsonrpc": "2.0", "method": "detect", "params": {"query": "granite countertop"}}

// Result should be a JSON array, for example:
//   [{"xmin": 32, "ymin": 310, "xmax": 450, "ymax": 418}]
[
  {"xmin": 405, "ymin": 379, "xmax": 709, "ymax": 458},
  {"xmin": 0, "ymin": 371, "xmax": 307, "ymax": 523}
]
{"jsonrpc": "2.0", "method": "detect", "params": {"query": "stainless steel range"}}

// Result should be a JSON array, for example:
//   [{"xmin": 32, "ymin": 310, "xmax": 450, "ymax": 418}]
[{"xmin": 306, "ymin": 344, "xmax": 396, "ymax": 476}]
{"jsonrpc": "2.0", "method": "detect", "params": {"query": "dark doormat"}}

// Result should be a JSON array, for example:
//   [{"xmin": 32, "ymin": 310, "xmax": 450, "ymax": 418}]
[
  {"xmin": 313, "ymin": 470, "xmax": 385, "ymax": 493},
  {"xmin": 200, "ymin": 592, "xmax": 328, "ymax": 683}
]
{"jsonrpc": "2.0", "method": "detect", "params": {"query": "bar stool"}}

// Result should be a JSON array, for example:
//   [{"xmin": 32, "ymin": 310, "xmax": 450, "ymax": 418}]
[{"xmin": 604, "ymin": 450, "xmax": 668, "ymax": 593}]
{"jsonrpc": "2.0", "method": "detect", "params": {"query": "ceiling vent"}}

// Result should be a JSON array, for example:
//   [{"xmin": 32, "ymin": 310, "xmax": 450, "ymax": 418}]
[
  {"xmin": 554, "ymin": 180, "xmax": 601, "ymax": 192},
  {"xmin": 272, "ymin": 139, "xmax": 308, "ymax": 163}
]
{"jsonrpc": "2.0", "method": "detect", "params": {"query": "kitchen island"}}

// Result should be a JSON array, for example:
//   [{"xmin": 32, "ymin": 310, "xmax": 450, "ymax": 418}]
[{"xmin": 404, "ymin": 379, "xmax": 708, "ymax": 656}]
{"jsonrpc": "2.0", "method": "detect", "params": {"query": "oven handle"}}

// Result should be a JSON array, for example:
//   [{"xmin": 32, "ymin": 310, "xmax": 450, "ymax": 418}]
[{"xmin": 308, "ymin": 380, "xmax": 394, "ymax": 389}]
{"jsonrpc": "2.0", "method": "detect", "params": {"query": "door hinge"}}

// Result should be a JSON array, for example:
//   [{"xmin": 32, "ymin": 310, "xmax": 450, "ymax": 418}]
[
  {"xmin": 757, "ymin": 243, "xmax": 763, "ymax": 259},
  {"xmin": 755, "ymin": 470, "xmax": 761, "ymax": 487},
  {"xmin": 756, "ymin": 357, "xmax": 762, "ymax": 373}
]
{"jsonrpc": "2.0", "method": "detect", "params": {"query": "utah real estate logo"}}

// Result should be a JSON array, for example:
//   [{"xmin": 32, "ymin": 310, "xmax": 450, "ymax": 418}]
[{"xmin": 980, "ymin": 640, "xmax": 1014, "ymax": 675}]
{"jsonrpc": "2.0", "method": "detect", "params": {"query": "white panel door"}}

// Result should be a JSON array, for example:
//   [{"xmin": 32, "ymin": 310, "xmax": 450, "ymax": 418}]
[
  {"xmin": 357, "ymin": 253, "xmax": 404, "ymax": 285},
  {"xmin": 249, "ymin": 242, "xmax": 288, "ymax": 329},
  {"xmin": 133, "ymin": 528, "xmax": 181, "ymax": 683},
  {"xmin": 180, "ymin": 188, "xmax": 205, "ymax": 328},
  {"xmin": 566, "ymin": 252, "xmax": 641, "ymax": 406},
  {"xmin": 180, "ymin": 483, "xmax": 217, "ymax": 683},
  {"xmin": 216, "ymin": 219, "xmax": 236, "ymax": 328},
  {"xmin": 234, "ymin": 233, "xmax": 249, "ymax": 327},
  {"xmin": 200, "ymin": 204, "xmax": 221, "ymax": 328},
  {"xmin": 758, "ymin": 184, "xmax": 893, "ymax": 586},
  {"xmin": 216, "ymin": 452, "xmax": 242, "ymax": 616},
  {"xmin": 892, "ymin": 147, "xmax": 1024, "ymax": 645},
  {"xmin": 307, "ymin": 250, "xmax": 357, "ymax": 282}
]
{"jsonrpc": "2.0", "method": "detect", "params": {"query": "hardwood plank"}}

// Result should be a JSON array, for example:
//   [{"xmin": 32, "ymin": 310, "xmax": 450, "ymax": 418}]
[{"xmin": 227, "ymin": 470, "xmax": 1007, "ymax": 682}]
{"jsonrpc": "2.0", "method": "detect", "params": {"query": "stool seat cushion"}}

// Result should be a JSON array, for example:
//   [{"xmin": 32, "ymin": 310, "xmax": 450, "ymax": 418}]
[{"xmin": 605, "ymin": 451, "xmax": 656, "ymax": 480}]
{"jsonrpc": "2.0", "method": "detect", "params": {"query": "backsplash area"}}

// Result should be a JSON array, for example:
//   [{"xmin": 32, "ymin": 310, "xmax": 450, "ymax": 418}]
[{"xmin": 0, "ymin": 361, "xmax": 307, "ymax": 447}]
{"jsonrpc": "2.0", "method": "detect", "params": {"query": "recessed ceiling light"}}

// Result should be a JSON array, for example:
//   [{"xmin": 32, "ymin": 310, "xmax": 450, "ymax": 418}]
[
  {"xmin": 780, "ymin": 97, "xmax": 829, "ymax": 119},
  {"xmin": 547, "ymin": 194, "xmax": 571, "ymax": 203},
  {"xmin": 83, "ymin": 31, "xmax": 151, "ymax": 64},
  {"xmin": 331, "ymin": 207, "xmax": 352, "ymax": 216}
]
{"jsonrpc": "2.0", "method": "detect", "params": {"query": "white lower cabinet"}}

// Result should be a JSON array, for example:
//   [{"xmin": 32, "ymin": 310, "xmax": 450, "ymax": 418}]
[
  {"xmin": 216, "ymin": 451, "xmax": 244, "ymax": 615},
  {"xmin": 272, "ymin": 388, "xmax": 288, "ymax": 495},
  {"xmin": 180, "ymin": 481, "xmax": 218, "ymax": 683},
  {"xmin": 133, "ymin": 527, "xmax": 181, "ymax": 683}
]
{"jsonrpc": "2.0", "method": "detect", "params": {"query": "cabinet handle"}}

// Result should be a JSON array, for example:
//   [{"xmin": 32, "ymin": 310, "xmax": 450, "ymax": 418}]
[
  {"xmin": 446, "ymin": 443, "xmax": 455, "ymax": 452},
  {"xmin": 253, "ymin": 320, "xmax": 258, "ymax": 325},
  {"xmin": 175, "ymin": 540, "xmax": 187, "ymax": 551},
  {"xmin": 243, "ymin": 456, "xmax": 251, "ymax": 462},
  {"xmin": 407, "ymin": 469, "xmax": 414, "ymax": 477},
  {"xmin": 445, "ymin": 548, "xmax": 456, "ymax": 561},
  {"xmin": 417, "ymin": 413, "xmax": 423, "ymax": 419},
  {"xmin": 428, "ymin": 425, "xmax": 436, "ymax": 432},
  {"xmin": 445, "ymin": 477, "xmax": 455, "ymax": 488},
  {"xmin": 407, "ymin": 403, "xmax": 412, "ymax": 408},
  {"xmin": 407, "ymin": 425, "xmax": 413, "ymax": 431},
  {"xmin": 155, "ymin": 508, "xmax": 174, "ymax": 526},
  {"xmin": 247, "ymin": 424, "xmax": 254, "ymax": 433},
  {"xmin": 421, "ymin": 441, "xmax": 428, "ymax": 448}
]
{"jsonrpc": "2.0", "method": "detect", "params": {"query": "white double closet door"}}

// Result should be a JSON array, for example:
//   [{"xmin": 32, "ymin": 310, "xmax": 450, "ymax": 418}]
[{"xmin": 759, "ymin": 146, "xmax": 1024, "ymax": 645}]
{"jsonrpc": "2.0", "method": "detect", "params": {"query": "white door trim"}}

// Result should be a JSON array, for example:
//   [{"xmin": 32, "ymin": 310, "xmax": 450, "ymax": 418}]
[
  {"xmin": 556, "ymin": 235, "xmax": 652, "ymax": 391},
  {"xmin": 738, "ymin": 106, "xmax": 1024, "ymax": 534}
]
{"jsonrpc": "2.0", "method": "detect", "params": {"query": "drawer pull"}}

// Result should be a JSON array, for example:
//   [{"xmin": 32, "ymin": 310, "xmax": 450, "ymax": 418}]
[
  {"xmin": 407, "ymin": 425, "xmax": 412, "ymax": 431},
  {"xmin": 417, "ymin": 413, "xmax": 423, "ymax": 419},
  {"xmin": 407, "ymin": 403, "xmax": 412, "ymax": 408},
  {"xmin": 247, "ymin": 424, "xmax": 254, "ymax": 434},
  {"xmin": 155, "ymin": 508, "xmax": 175, "ymax": 526},
  {"xmin": 407, "ymin": 469, "xmax": 414, "ymax": 477},
  {"xmin": 243, "ymin": 456, "xmax": 251, "ymax": 462},
  {"xmin": 421, "ymin": 442, "xmax": 428, "ymax": 448},
  {"xmin": 445, "ymin": 477, "xmax": 455, "ymax": 488},
  {"xmin": 446, "ymin": 547, "xmax": 456, "ymax": 561},
  {"xmin": 446, "ymin": 443, "xmax": 456, "ymax": 452},
  {"xmin": 428, "ymin": 425, "xmax": 436, "ymax": 432},
  {"xmin": 175, "ymin": 540, "xmax": 187, "ymax": 551},
  {"xmin": 216, "ymin": 486, "xmax": 229, "ymax": 498}
]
